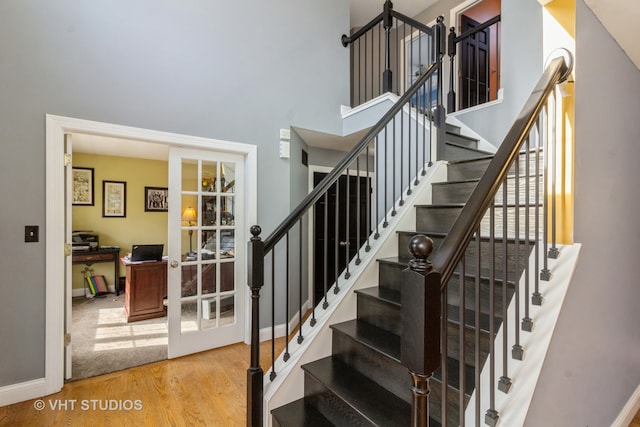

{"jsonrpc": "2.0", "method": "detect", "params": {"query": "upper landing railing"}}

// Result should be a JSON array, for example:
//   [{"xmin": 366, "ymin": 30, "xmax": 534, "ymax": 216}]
[{"xmin": 342, "ymin": 0, "xmax": 441, "ymax": 108}]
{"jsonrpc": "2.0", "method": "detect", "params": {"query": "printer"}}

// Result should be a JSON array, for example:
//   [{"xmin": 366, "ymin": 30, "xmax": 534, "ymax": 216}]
[{"xmin": 72, "ymin": 232, "xmax": 99, "ymax": 251}]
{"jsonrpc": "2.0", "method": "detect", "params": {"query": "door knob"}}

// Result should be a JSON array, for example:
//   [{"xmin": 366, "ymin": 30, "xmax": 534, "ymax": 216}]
[
  {"xmin": 339, "ymin": 241, "xmax": 349, "ymax": 246},
  {"xmin": 170, "ymin": 260, "xmax": 179, "ymax": 268}
]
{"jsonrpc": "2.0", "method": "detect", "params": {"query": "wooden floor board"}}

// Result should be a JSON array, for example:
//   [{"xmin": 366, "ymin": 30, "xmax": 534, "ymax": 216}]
[{"xmin": 0, "ymin": 339, "xmax": 284, "ymax": 427}]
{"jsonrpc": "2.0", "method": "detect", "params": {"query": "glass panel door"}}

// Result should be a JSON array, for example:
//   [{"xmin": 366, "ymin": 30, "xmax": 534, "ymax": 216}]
[{"xmin": 167, "ymin": 147, "xmax": 244, "ymax": 359}]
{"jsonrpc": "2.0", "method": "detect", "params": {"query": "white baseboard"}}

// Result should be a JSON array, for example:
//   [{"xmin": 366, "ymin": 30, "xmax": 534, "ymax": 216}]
[
  {"xmin": 0, "ymin": 378, "xmax": 46, "ymax": 407},
  {"xmin": 259, "ymin": 300, "xmax": 312, "ymax": 343},
  {"xmin": 611, "ymin": 384, "xmax": 640, "ymax": 427}
]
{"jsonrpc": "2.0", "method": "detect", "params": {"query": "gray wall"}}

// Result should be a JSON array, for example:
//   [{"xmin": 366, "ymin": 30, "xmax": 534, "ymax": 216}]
[
  {"xmin": 414, "ymin": 0, "xmax": 543, "ymax": 146},
  {"xmin": 525, "ymin": 1, "xmax": 640, "ymax": 425},
  {"xmin": 0, "ymin": 0, "xmax": 349, "ymax": 387}
]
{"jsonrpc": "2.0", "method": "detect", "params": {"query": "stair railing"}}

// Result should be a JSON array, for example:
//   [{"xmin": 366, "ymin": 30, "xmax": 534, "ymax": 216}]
[
  {"xmin": 247, "ymin": 17, "xmax": 447, "ymax": 427},
  {"xmin": 446, "ymin": 14, "xmax": 501, "ymax": 113},
  {"xmin": 417, "ymin": 51, "xmax": 572, "ymax": 426},
  {"xmin": 341, "ymin": 0, "xmax": 440, "ymax": 108}
]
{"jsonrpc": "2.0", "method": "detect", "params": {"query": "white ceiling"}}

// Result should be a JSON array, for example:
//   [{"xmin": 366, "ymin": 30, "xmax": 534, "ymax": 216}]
[{"xmin": 73, "ymin": 133, "xmax": 169, "ymax": 161}]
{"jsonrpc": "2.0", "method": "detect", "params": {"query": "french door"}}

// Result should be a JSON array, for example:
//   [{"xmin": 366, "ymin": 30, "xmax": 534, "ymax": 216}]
[{"xmin": 167, "ymin": 147, "xmax": 246, "ymax": 358}]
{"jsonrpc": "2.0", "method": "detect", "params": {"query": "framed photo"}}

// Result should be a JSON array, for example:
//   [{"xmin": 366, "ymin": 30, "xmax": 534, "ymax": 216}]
[
  {"xmin": 144, "ymin": 187, "xmax": 169, "ymax": 212},
  {"xmin": 72, "ymin": 167, "xmax": 94, "ymax": 205},
  {"xmin": 102, "ymin": 180, "xmax": 126, "ymax": 217}
]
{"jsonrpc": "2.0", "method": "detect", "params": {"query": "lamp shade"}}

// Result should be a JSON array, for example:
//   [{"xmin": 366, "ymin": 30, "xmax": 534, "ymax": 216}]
[{"xmin": 182, "ymin": 206, "xmax": 197, "ymax": 223}]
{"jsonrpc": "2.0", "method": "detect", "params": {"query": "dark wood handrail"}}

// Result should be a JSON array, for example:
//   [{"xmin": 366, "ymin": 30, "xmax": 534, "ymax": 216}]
[
  {"xmin": 430, "ymin": 55, "xmax": 571, "ymax": 285},
  {"xmin": 341, "ymin": 2, "xmax": 433, "ymax": 47},
  {"xmin": 263, "ymin": 60, "xmax": 440, "ymax": 253}
]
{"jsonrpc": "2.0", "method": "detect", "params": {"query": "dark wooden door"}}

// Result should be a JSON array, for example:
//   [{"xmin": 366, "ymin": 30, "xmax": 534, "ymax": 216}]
[
  {"xmin": 460, "ymin": 15, "xmax": 490, "ymax": 109},
  {"xmin": 313, "ymin": 173, "xmax": 370, "ymax": 306}
]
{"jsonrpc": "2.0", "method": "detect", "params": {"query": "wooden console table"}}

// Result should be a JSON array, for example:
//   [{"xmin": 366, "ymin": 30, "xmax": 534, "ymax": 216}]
[
  {"xmin": 72, "ymin": 248, "xmax": 121, "ymax": 295},
  {"xmin": 121, "ymin": 259, "xmax": 167, "ymax": 322}
]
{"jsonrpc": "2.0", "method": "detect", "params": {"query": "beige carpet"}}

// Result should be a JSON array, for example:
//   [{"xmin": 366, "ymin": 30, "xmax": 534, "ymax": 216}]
[{"xmin": 70, "ymin": 294, "xmax": 167, "ymax": 381}]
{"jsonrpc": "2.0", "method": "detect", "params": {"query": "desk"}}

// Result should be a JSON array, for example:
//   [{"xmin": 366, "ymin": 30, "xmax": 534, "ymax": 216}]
[
  {"xmin": 121, "ymin": 259, "xmax": 167, "ymax": 322},
  {"xmin": 72, "ymin": 249, "xmax": 121, "ymax": 295}
]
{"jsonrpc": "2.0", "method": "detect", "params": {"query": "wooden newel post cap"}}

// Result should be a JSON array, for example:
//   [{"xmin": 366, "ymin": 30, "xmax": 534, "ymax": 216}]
[
  {"xmin": 250, "ymin": 225, "xmax": 262, "ymax": 240},
  {"xmin": 408, "ymin": 234, "xmax": 434, "ymax": 273}
]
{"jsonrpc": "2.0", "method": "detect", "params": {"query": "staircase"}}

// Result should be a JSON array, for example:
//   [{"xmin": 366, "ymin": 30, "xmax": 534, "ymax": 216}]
[{"xmin": 271, "ymin": 127, "xmax": 535, "ymax": 426}]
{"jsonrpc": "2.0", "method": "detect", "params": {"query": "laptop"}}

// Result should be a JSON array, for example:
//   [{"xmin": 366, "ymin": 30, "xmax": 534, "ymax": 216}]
[{"xmin": 130, "ymin": 244, "xmax": 164, "ymax": 262}]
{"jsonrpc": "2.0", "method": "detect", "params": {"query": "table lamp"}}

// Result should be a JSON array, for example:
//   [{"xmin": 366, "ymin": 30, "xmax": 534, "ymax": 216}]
[{"xmin": 182, "ymin": 206, "xmax": 197, "ymax": 255}]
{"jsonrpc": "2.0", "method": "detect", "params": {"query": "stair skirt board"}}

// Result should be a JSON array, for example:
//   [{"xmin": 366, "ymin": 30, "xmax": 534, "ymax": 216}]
[
  {"xmin": 263, "ymin": 162, "xmax": 448, "ymax": 423},
  {"xmin": 462, "ymin": 243, "xmax": 580, "ymax": 426}
]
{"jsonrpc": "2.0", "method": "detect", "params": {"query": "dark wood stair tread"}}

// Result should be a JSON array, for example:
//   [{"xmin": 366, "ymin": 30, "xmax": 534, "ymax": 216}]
[
  {"xmin": 331, "ymin": 319, "xmax": 400, "ymax": 362},
  {"xmin": 271, "ymin": 399, "xmax": 333, "ymax": 427},
  {"xmin": 302, "ymin": 356, "xmax": 411, "ymax": 426},
  {"xmin": 354, "ymin": 286, "xmax": 400, "ymax": 307}
]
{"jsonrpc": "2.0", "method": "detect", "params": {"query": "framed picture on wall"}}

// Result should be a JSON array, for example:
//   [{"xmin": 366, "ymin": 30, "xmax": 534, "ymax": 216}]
[
  {"xmin": 72, "ymin": 167, "xmax": 94, "ymax": 205},
  {"xmin": 144, "ymin": 187, "xmax": 168, "ymax": 212},
  {"xmin": 102, "ymin": 180, "xmax": 126, "ymax": 217}
]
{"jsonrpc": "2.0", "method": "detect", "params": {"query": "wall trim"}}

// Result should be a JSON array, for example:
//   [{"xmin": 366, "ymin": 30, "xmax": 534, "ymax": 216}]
[
  {"xmin": 44, "ymin": 114, "xmax": 258, "ymax": 403},
  {"xmin": 0, "ymin": 378, "xmax": 46, "ymax": 407},
  {"xmin": 611, "ymin": 384, "xmax": 640, "ymax": 427}
]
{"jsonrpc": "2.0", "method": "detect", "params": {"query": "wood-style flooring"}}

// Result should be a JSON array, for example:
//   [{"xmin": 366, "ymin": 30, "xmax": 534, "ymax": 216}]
[
  {"xmin": 1, "ymin": 337, "xmax": 639, "ymax": 426},
  {"xmin": 0, "ymin": 338, "xmax": 284, "ymax": 427}
]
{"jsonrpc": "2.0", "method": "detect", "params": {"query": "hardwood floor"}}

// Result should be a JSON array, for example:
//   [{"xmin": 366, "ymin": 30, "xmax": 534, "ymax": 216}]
[
  {"xmin": 0, "ymin": 338, "xmax": 285, "ymax": 427},
  {"xmin": 631, "ymin": 406, "xmax": 640, "ymax": 427}
]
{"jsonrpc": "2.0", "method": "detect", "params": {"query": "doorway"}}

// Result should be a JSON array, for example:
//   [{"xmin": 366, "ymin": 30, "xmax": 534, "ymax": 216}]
[
  {"xmin": 451, "ymin": 0, "xmax": 501, "ymax": 110},
  {"xmin": 45, "ymin": 115, "xmax": 257, "ymax": 393},
  {"xmin": 312, "ymin": 171, "xmax": 370, "ymax": 306}
]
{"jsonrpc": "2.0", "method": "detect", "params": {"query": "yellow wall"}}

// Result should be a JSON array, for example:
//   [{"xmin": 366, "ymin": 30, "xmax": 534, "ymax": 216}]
[
  {"xmin": 72, "ymin": 153, "xmax": 168, "ymax": 290},
  {"xmin": 544, "ymin": 0, "xmax": 575, "ymax": 244}
]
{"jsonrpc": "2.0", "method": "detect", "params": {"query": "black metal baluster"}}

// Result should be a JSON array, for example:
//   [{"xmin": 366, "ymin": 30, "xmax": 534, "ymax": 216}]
[
  {"xmin": 270, "ymin": 250, "xmax": 276, "ymax": 380},
  {"xmin": 541, "ymin": 104, "xmax": 551, "ymax": 281},
  {"xmin": 415, "ymin": 58, "xmax": 420, "ymax": 186},
  {"xmin": 459, "ymin": 259, "xmax": 466, "ymax": 427},
  {"xmin": 498, "ymin": 177, "xmax": 512, "ymax": 393},
  {"xmin": 375, "ymin": 136, "xmax": 381, "ymax": 239},
  {"xmin": 284, "ymin": 233, "xmax": 290, "ymax": 361},
  {"xmin": 392, "ymin": 117, "xmax": 397, "ymax": 216},
  {"xmin": 366, "ymin": 145, "xmax": 372, "ymax": 251},
  {"xmin": 512, "ymin": 158, "xmax": 523, "ymax": 360},
  {"xmin": 344, "ymin": 166, "xmax": 352, "ymax": 280},
  {"xmin": 297, "ymin": 218, "xmax": 304, "ymax": 344},
  {"xmin": 371, "ymin": 29, "xmax": 374, "ymax": 100},
  {"xmin": 323, "ymin": 192, "xmax": 329, "ymax": 309},
  {"xmin": 378, "ymin": 22, "xmax": 382, "ymax": 95},
  {"xmin": 549, "ymin": 91, "xmax": 559, "ymax": 259},
  {"xmin": 334, "ymin": 177, "xmax": 340, "ymax": 295},
  {"xmin": 383, "ymin": 127, "xmax": 389, "ymax": 228},
  {"xmin": 364, "ymin": 35, "xmax": 368, "ymax": 104},
  {"xmin": 522, "ymin": 138, "xmax": 533, "ymax": 331},
  {"xmin": 441, "ymin": 282, "xmax": 448, "ymax": 427},
  {"xmin": 358, "ymin": 40, "xmax": 362, "ymax": 105},
  {"xmin": 356, "ymin": 156, "xmax": 362, "ymax": 264},
  {"xmin": 399, "ymin": 103, "xmax": 405, "ymax": 206},
  {"xmin": 485, "ymin": 203, "xmax": 499, "ymax": 426},
  {"xmin": 475, "ymin": 228, "xmax": 481, "ymax": 427},
  {"xmin": 532, "ymin": 118, "xmax": 543, "ymax": 305},
  {"xmin": 422, "ymin": 81, "xmax": 427, "ymax": 175}
]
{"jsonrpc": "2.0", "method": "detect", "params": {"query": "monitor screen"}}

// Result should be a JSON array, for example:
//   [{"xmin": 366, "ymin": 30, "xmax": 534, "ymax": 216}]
[{"xmin": 130, "ymin": 244, "xmax": 164, "ymax": 262}]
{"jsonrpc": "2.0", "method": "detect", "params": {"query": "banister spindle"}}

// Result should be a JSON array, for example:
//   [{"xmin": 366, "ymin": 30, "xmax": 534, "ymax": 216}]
[{"xmin": 401, "ymin": 235, "xmax": 441, "ymax": 427}]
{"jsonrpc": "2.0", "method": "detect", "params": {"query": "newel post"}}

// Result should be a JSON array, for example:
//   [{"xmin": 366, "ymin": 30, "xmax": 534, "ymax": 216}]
[
  {"xmin": 247, "ymin": 225, "xmax": 264, "ymax": 427},
  {"xmin": 401, "ymin": 235, "xmax": 441, "ymax": 427},
  {"xmin": 382, "ymin": 0, "xmax": 394, "ymax": 93}
]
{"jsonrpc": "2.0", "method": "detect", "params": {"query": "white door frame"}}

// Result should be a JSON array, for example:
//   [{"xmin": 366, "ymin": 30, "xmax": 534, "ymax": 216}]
[{"xmin": 45, "ymin": 114, "xmax": 257, "ymax": 396}]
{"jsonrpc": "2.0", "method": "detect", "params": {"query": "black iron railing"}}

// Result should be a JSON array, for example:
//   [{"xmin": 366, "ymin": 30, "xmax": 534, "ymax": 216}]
[
  {"xmin": 447, "ymin": 14, "xmax": 501, "ymax": 112},
  {"xmin": 246, "ymin": 17, "xmax": 447, "ymax": 426},
  {"xmin": 342, "ymin": 0, "xmax": 439, "ymax": 107}
]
